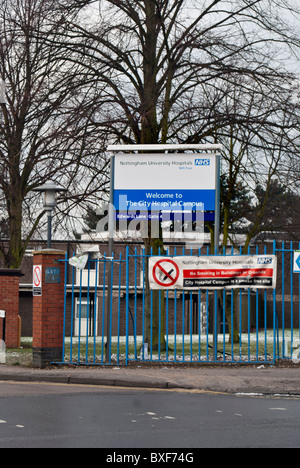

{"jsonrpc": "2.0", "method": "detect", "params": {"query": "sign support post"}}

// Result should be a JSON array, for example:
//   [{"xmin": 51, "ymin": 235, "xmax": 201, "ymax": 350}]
[
  {"xmin": 106, "ymin": 154, "xmax": 115, "ymax": 362},
  {"xmin": 0, "ymin": 311, "xmax": 5, "ymax": 342},
  {"xmin": 0, "ymin": 310, "xmax": 5, "ymax": 364},
  {"xmin": 213, "ymin": 154, "xmax": 221, "ymax": 360}
]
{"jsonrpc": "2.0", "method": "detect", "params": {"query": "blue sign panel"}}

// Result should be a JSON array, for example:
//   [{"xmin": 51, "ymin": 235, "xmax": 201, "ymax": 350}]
[
  {"xmin": 45, "ymin": 267, "xmax": 61, "ymax": 284},
  {"xmin": 115, "ymin": 211, "xmax": 215, "ymax": 222},
  {"xmin": 114, "ymin": 189, "xmax": 215, "ymax": 212}
]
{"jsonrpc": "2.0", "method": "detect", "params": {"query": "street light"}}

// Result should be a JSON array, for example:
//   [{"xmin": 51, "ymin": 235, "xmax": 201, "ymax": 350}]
[{"xmin": 33, "ymin": 180, "xmax": 68, "ymax": 248}]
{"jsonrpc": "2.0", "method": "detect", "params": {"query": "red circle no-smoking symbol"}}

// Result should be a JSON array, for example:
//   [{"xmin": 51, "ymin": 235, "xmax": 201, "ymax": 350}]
[
  {"xmin": 152, "ymin": 259, "xmax": 180, "ymax": 288},
  {"xmin": 33, "ymin": 266, "xmax": 42, "ymax": 287}
]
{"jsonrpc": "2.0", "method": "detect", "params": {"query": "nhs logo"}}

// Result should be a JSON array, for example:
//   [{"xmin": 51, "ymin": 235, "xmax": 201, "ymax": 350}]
[
  {"xmin": 257, "ymin": 257, "xmax": 272, "ymax": 265},
  {"xmin": 195, "ymin": 159, "xmax": 210, "ymax": 166}
]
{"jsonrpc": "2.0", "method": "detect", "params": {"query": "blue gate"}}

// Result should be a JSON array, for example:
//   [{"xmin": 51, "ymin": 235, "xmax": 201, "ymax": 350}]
[{"xmin": 58, "ymin": 241, "xmax": 300, "ymax": 366}]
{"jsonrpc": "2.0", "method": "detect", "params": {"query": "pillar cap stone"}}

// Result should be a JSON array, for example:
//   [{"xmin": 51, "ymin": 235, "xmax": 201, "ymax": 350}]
[
  {"xmin": 33, "ymin": 249, "xmax": 65, "ymax": 256},
  {"xmin": 0, "ymin": 269, "xmax": 24, "ymax": 277}
]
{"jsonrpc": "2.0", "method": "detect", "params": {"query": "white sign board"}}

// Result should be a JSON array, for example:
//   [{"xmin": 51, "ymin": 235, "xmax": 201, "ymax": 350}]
[
  {"xmin": 33, "ymin": 265, "xmax": 42, "ymax": 296},
  {"xmin": 0, "ymin": 340, "xmax": 5, "ymax": 364},
  {"xmin": 294, "ymin": 251, "xmax": 300, "ymax": 273},
  {"xmin": 0, "ymin": 310, "xmax": 5, "ymax": 319},
  {"xmin": 149, "ymin": 255, "xmax": 277, "ymax": 290},
  {"xmin": 113, "ymin": 153, "xmax": 216, "ymax": 212}
]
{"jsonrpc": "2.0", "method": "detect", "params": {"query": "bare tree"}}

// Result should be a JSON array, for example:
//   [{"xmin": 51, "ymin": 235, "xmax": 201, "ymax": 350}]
[
  {"xmin": 0, "ymin": 0, "xmax": 109, "ymax": 268},
  {"xmin": 47, "ymin": 0, "xmax": 300, "ymax": 349},
  {"xmin": 204, "ymin": 71, "xmax": 300, "ymax": 342},
  {"xmin": 55, "ymin": 0, "xmax": 300, "ymax": 210},
  {"xmin": 207, "ymin": 71, "xmax": 300, "ymax": 246},
  {"xmin": 53, "ymin": 0, "xmax": 300, "ymax": 348}
]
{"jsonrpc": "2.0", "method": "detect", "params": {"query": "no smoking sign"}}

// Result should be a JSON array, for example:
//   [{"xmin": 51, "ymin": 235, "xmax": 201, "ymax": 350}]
[
  {"xmin": 151, "ymin": 259, "xmax": 180, "ymax": 289},
  {"xmin": 33, "ymin": 265, "xmax": 42, "ymax": 296}
]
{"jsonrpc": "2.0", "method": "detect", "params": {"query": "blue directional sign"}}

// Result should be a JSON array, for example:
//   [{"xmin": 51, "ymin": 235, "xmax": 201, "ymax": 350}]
[{"xmin": 293, "ymin": 251, "xmax": 300, "ymax": 273}]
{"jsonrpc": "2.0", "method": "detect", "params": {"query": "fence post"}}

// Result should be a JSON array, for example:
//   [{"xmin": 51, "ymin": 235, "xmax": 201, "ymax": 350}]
[{"xmin": 32, "ymin": 249, "xmax": 66, "ymax": 368}]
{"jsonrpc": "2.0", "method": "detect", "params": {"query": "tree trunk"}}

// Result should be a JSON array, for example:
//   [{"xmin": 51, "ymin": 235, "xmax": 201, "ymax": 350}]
[
  {"xmin": 143, "ymin": 220, "xmax": 167, "ymax": 352},
  {"xmin": 139, "ymin": 1, "xmax": 167, "ymax": 352}
]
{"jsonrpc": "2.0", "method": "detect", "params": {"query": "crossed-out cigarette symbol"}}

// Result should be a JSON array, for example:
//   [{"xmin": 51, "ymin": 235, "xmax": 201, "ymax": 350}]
[{"xmin": 152, "ymin": 259, "xmax": 180, "ymax": 288}]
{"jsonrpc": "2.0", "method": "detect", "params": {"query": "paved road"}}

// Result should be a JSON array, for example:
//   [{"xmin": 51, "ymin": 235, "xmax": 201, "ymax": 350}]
[{"xmin": 0, "ymin": 381, "xmax": 299, "ymax": 448}]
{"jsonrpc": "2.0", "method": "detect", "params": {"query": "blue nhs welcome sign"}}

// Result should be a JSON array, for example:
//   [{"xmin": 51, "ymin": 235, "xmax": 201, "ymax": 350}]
[{"xmin": 113, "ymin": 153, "xmax": 216, "ymax": 212}]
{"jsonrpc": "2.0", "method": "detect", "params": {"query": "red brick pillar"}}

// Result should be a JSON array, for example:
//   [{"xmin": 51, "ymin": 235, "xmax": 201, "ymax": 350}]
[
  {"xmin": 32, "ymin": 250, "xmax": 66, "ymax": 368},
  {"xmin": 0, "ymin": 270, "xmax": 23, "ymax": 348}
]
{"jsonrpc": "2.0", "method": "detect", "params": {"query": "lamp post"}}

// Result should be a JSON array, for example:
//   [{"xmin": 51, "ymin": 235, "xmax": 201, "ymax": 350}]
[{"xmin": 33, "ymin": 180, "xmax": 67, "ymax": 248}]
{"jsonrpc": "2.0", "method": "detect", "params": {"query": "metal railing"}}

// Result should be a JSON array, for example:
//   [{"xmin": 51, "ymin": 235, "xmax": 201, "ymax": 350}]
[{"xmin": 57, "ymin": 241, "xmax": 300, "ymax": 366}]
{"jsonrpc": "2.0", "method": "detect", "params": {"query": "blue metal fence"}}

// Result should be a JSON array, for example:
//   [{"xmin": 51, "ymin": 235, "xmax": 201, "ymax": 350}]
[
  {"xmin": 274, "ymin": 241, "xmax": 300, "ymax": 361},
  {"xmin": 57, "ymin": 241, "xmax": 300, "ymax": 366}
]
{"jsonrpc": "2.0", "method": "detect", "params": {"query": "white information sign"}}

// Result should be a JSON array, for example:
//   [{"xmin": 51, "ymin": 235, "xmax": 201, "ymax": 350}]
[
  {"xmin": 149, "ymin": 255, "xmax": 277, "ymax": 290},
  {"xmin": 113, "ymin": 153, "xmax": 216, "ymax": 212},
  {"xmin": 293, "ymin": 251, "xmax": 300, "ymax": 273}
]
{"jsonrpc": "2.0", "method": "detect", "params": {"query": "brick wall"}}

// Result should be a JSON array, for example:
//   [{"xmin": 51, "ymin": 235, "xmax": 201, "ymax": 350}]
[
  {"xmin": 0, "ymin": 270, "xmax": 23, "ymax": 348},
  {"xmin": 32, "ymin": 250, "xmax": 65, "ymax": 368}
]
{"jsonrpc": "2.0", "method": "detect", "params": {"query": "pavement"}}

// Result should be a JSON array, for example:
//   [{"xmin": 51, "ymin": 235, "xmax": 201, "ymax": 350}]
[{"xmin": 0, "ymin": 362, "xmax": 300, "ymax": 396}]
